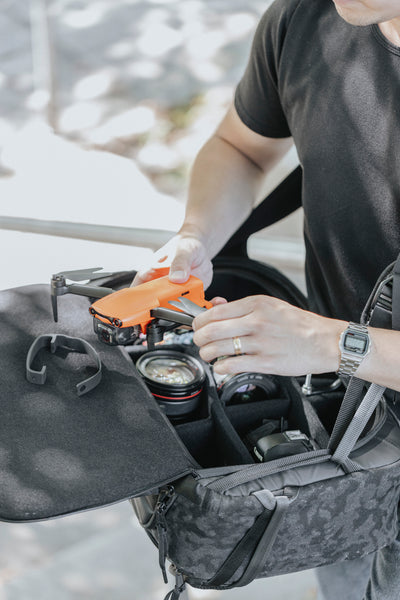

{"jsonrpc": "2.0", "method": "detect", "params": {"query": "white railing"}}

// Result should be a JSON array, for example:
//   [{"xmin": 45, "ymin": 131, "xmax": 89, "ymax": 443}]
[
  {"xmin": 0, "ymin": 216, "xmax": 173, "ymax": 250},
  {"xmin": 0, "ymin": 215, "xmax": 305, "ymax": 269}
]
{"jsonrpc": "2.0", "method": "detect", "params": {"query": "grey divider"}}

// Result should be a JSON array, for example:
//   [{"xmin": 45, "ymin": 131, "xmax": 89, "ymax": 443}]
[
  {"xmin": 224, "ymin": 398, "xmax": 291, "ymax": 438},
  {"xmin": 0, "ymin": 285, "xmax": 197, "ymax": 522},
  {"xmin": 210, "ymin": 397, "xmax": 254, "ymax": 465},
  {"xmin": 172, "ymin": 362, "xmax": 255, "ymax": 467},
  {"xmin": 174, "ymin": 406, "xmax": 254, "ymax": 468},
  {"xmin": 174, "ymin": 419, "xmax": 218, "ymax": 467}
]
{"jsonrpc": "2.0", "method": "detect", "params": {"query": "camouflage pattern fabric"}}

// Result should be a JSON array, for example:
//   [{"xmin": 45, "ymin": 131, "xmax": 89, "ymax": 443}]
[{"xmin": 157, "ymin": 460, "xmax": 400, "ymax": 589}]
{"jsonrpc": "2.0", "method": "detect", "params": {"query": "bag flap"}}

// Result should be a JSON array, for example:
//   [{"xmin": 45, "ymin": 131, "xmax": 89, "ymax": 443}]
[{"xmin": 0, "ymin": 285, "xmax": 196, "ymax": 522}]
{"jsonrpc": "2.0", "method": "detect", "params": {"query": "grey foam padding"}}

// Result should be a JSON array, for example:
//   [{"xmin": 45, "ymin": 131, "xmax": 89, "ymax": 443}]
[{"xmin": 0, "ymin": 285, "xmax": 196, "ymax": 522}]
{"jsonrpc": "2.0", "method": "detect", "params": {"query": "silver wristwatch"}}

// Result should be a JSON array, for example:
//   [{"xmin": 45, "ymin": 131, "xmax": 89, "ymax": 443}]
[{"xmin": 338, "ymin": 322, "xmax": 371, "ymax": 377}]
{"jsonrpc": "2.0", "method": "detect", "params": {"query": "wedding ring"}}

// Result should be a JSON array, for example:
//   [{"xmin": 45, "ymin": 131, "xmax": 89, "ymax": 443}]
[{"xmin": 232, "ymin": 336, "xmax": 242, "ymax": 356}]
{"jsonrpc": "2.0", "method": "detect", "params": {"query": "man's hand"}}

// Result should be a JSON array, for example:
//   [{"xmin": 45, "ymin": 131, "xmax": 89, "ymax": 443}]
[
  {"xmin": 193, "ymin": 295, "xmax": 346, "ymax": 377},
  {"xmin": 132, "ymin": 234, "xmax": 213, "ymax": 288}
]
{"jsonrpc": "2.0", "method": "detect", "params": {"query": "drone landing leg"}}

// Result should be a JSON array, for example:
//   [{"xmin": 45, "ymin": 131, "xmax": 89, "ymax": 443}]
[{"xmin": 146, "ymin": 320, "xmax": 180, "ymax": 350}]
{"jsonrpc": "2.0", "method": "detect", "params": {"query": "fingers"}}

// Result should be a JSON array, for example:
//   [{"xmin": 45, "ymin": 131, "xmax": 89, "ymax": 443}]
[
  {"xmin": 169, "ymin": 251, "xmax": 192, "ymax": 283},
  {"xmin": 212, "ymin": 353, "xmax": 272, "ymax": 375},
  {"xmin": 193, "ymin": 312, "xmax": 252, "ymax": 349},
  {"xmin": 131, "ymin": 265, "xmax": 168, "ymax": 287},
  {"xmin": 199, "ymin": 333, "xmax": 255, "ymax": 363},
  {"xmin": 192, "ymin": 298, "xmax": 264, "ymax": 352},
  {"xmin": 192, "ymin": 296, "xmax": 287, "ymax": 375},
  {"xmin": 193, "ymin": 295, "xmax": 278, "ymax": 330},
  {"xmin": 131, "ymin": 235, "xmax": 214, "ymax": 289},
  {"xmin": 210, "ymin": 296, "xmax": 227, "ymax": 306},
  {"xmin": 131, "ymin": 268, "xmax": 158, "ymax": 287}
]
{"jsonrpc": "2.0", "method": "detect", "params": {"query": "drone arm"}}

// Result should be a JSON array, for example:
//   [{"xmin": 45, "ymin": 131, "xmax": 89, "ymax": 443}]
[
  {"xmin": 151, "ymin": 307, "xmax": 194, "ymax": 327},
  {"xmin": 67, "ymin": 284, "xmax": 114, "ymax": 299},
  {"xmin": 51, "ymin": 283, "xmax": 114, "ymax": 322}
]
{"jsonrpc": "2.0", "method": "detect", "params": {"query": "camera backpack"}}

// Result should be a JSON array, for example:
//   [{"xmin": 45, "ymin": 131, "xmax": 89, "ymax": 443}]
[{"xmin": 1, "ymin": 168, "xmax": 400, "ymax": 599}]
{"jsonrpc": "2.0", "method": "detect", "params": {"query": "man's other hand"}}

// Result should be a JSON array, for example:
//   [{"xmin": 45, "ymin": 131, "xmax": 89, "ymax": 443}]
[{"xmin": 193, "ymin": 295, "xmax": 345, "ymax": 377}]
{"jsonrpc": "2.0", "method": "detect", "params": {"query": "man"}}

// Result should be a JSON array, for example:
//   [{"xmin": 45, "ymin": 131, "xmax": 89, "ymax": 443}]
[{"xmin": 134, "ymin": 0, "xmax": 400, "ymax": 597}]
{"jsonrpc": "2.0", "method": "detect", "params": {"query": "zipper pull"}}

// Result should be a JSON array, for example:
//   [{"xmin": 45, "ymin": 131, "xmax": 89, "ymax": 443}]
[
  {"xmin": 157, "ymin": 518, "xmax": 168, "ymax": 583},
  {"xmin": 156, "ymin": 485, "xmax": 175, "ymax": 512},
  {"xmin": 163, "ymin": 568, "xmax": 186, "ymax": 600},
  {"xmin": 156, "ymin": 486, "xmax": 175, "ymax": 584}
]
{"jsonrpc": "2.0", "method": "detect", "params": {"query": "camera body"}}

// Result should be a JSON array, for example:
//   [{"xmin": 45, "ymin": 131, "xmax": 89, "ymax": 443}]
[
  {"xmin": 246, "ymin": 423, "xmax": 314, "ymax": 462},
  {"xmin": 93, "ymin": 319, "xmax": 138, "ymax": 345}
]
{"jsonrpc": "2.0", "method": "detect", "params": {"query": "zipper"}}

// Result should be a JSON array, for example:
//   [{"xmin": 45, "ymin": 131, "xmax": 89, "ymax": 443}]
[{"xmin": 155, "ymin": 485, "xmax": 175, "ymax": 583}]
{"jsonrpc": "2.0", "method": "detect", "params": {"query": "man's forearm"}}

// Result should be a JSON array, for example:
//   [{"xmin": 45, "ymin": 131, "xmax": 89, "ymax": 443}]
[
  {"xmin": 342, "ymin": 325, "xmax": 400, "ymax": 393},
  {"xmin": 303, "ymin": 317, "xmax": 400, "ymax": 393},
  {"xmin": 179, "ymin": 135, "xmax": 267, "ymax": 259},
  {"xmin": 147, "ymin": 105, "xmax": 292, "ymax": 287}
]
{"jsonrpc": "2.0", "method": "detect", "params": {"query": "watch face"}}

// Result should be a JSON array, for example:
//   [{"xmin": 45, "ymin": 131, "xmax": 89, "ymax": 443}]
[{"xmin": 344, "ymin": 331, "xmax": 368, "ymax": 355}]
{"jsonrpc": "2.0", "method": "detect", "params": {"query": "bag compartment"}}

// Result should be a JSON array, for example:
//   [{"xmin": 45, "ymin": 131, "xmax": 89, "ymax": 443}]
[
  {"xmin": 133, "ymin": 363, "xmax": 400, "ymax": 591},
  {"xmin": 128, "ymin": 344, "xmax": 309, "ymax": 469},
  {"xmin": 162, "ymin": 459, "xmax": 400, "ymax": 589}
]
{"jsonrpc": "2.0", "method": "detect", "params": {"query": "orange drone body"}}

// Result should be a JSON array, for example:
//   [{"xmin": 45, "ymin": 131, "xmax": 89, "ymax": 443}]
[{"xmin": 89, "ymin": 274, "xmax": 212, "ymax": 333}]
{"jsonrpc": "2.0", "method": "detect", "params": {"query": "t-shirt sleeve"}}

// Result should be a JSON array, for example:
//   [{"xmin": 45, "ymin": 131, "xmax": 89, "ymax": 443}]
[{"xmin": 234, "ymin": 0, "xmax": 299, "ymax": 138}]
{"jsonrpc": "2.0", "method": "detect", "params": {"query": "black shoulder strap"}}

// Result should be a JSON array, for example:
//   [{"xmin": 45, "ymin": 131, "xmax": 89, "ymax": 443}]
[
  {"xmin": 392, "ymin": 253, "xmax": 400, "ymax": 330},
  {"xmin": 219, "ymin": 166, "xmax": 302, "ymax": 258}
]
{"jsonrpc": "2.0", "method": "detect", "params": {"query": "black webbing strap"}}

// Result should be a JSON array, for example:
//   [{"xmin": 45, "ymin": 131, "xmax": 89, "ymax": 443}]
[
  {"xmin": 392, "ymin": 253, "xmax": 400, "ymax": 331},
  {"xmin": 206, "ymin": 495, "xmax": 289, "ymax": 588},
  {"xmin": 219, "ymin": 166, "xmax": 302, "ymax": 257},
  {"xmin": 328, "ymin": 377, "xmax": 365, "ymax": 453},
  {"xmin": 331, "ymin": 383, "xmax": 385, "ymax": 471},
  {"xmin": 302, "ymin": 398, "xmax": 330, "ymax": 448}
]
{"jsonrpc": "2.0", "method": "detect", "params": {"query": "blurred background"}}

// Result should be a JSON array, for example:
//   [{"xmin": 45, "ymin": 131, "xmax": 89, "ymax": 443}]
[
  {"xmin": 0, "ymin": 1, "xmax": 313, "ymax": 598},
  {"xmin": 0, "ymin": 0, "xmax": 304, "ymax": 290}
]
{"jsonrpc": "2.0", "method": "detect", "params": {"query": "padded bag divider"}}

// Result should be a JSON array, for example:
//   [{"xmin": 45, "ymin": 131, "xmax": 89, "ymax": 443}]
[
  {"xmin": 210, "ymin": 399, "xmax": 254, "ymax": 466},
  {"xmin": 173, "ymin": 382, "xmax": 254, "ymax": 467},
  {"xmin": 127, "ymin": 344, "xmax": 253, "ymax": 467},
  {"xmin": 0, "ymin": 285, "xmax": 197, "ymax": 521},
  {"xmin": 174, "ymin": 419, "xmax": 216, "ymax": 467},
  {"xmin": 175, "ymin": 376, "xmax": 310, "ymax": 469},
  {"xmin": 224, "ymin": 399, "xmax": 290, "ymax": 438}
]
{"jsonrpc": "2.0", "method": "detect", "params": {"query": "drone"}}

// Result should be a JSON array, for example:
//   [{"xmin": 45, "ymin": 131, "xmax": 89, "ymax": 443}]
[{"xmin": 51, "ymin": 267, "xmax": 212, "ymax": 349}]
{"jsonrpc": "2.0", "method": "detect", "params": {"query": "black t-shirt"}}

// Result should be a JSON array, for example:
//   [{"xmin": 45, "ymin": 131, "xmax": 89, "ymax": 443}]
[{"xmin": 235, "ymin": 0, "xmax": 400, "ymax": 321}]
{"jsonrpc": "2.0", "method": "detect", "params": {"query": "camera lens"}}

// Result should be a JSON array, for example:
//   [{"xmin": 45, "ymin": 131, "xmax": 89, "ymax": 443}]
[
  {"xmin": 141, "ymin": 357, "xmax": 195, "ymax": 385},
  {"xmin": 136, "ymin": 350, "xmax": 205, "ymax": 422},
  {"xmin": 215, "ymin": 372, "xmax": 279, "ymax": 405}
]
